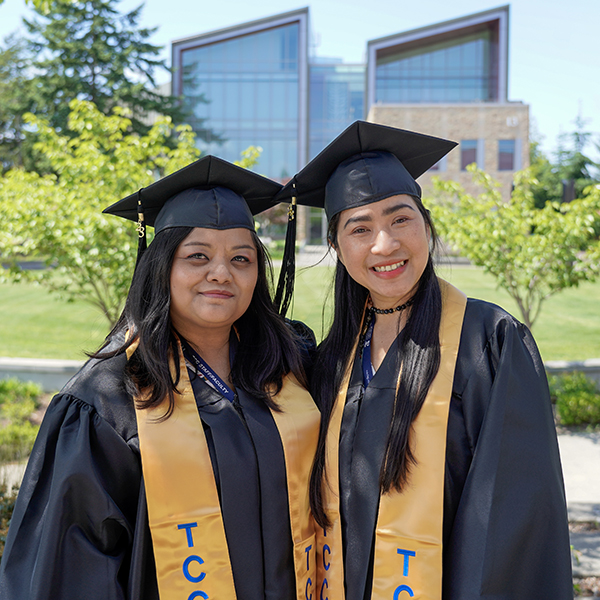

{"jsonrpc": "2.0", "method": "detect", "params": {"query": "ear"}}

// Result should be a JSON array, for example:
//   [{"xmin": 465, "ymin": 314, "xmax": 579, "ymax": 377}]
[
  {"xmin": 426, "ymin": 224, "xmax": 434, "ymax": 254},
  {"xmin": 329, "ymin": 239, "xmax": 345, "ymax": 266}
]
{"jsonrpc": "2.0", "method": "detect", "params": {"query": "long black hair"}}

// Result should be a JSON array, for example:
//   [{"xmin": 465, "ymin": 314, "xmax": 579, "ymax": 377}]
[
  {"xmin": 309, "ymin": 198, "xmax": 442, "ymax": 529},
  {"xmin": 92, "ymin": 226, "xmax": 308, "ymax": 416}
]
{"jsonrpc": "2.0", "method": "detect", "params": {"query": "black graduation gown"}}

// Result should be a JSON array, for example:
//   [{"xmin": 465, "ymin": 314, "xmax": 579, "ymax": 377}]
[
  {"xmin": 339, "ymin": 298, "xmax": 573, "ymax": 600},
  {"xmin": 0, "ymin": 350, "xmax": 298, "ymax": 600}
]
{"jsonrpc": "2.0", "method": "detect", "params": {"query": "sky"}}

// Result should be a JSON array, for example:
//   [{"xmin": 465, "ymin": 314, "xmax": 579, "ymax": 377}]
[{"xmin": 1, "ymin": 0, "xmax": 599, "ymax": 160}]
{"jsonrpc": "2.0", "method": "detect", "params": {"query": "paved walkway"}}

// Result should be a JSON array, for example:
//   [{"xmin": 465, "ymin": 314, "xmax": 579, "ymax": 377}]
[{"xmin": 558, "ymin": 431, "xmax": 600, "ymax": 583}]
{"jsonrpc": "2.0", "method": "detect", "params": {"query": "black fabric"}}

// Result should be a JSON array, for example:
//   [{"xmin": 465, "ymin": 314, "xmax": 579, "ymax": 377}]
[
  {"xmin": 103, "ymin": 155, "xmax": 281, "ymax": 231},
  {"xmin": 154, "ymin": 186, "xmax": 256, "ymax": 233},
  {"xmin": 338, "ymin": 298, "xmax": 573, "ymax": 600},
  {"xmin": 339, "ymin": 331, "xmax": 404, "ymax": 600},
  {"xmin": 0, "ymin": 345, "xmax": 298, "ymax": 599},
  {"xmin": 236, "ymin": 388, "xmax": 296, "ymax": 600},
  {"xmin": 273, "ymin": 121, "xmax": 457, "ymax": 213},
  {"xmin": 324, "ymin": 151, "xmax": 422, "ymax": 220},
  {"xmin": 189, "ymin": 374, "xmax": 265, "ymax": 599},
  {"xmin": 286, "ymin": 318, "xmax": 318, "ymax": 382}
]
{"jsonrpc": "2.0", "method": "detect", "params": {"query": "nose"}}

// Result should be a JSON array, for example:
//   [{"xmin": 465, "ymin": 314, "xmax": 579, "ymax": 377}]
[
  {"xmin": 371, "ymin": 229, "xmax": 400, "ymax": 256},
  {"xmin": 206, "ymin": 259, "xmax": 232, "ymax": 283}
]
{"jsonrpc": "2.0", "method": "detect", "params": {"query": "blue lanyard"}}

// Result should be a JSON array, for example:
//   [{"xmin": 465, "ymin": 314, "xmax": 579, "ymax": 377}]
[
  {"xmin": 362, "ymin": 317, "xmax": 376, "ymax": 388},
  {"xmin": 181, "ymin": 338, "xmax": 236, "ymax": 403}
]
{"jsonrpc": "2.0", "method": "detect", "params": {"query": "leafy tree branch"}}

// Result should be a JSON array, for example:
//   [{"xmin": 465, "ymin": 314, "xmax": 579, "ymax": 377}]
[{"xmin": 430, "ymin": 165, "xmax": 600, "ymax": 329}]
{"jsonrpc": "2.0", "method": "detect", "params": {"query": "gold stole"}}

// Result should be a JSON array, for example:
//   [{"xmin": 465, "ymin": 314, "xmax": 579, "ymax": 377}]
[
  {"xmin": 128, "ymin": 339, "xmax": 320, "ymax": 600},
  {"xmin": 316, "ymin": 279, "xmax": 467, "ymax": 600}
]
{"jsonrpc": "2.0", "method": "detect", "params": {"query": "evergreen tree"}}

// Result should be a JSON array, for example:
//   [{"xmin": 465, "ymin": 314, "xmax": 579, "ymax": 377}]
[
  {"xmin": 0, "ymin": 34, "xmax": 44, "ymax": 172},
  {"xmin": 529, "ymin": 140, "xmax": 562, "ymax": 208},
  {"xmin": 529, "ymin": 113, "xmax": 598, "ymax": 208},
  {"xmin": 555, "ymin": 112, "xmax": 598, "ymax": 199},
  {"xmin": 23, "ymin": 0, "xmax": 186, "ymax": 136}
]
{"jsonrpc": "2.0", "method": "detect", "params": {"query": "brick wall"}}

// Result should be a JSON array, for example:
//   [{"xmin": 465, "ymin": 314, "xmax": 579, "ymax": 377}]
[{"xmin": 368, "ymin": 103, "xmax": 530, "ymax": 201}]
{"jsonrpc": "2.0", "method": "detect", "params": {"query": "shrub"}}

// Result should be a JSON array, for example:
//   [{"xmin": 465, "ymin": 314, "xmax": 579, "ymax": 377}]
[
  {"xmin": 0, "ymin": 378, "xmax": 43, "ymax": 462},
  {"xmin": 0, "ymin": 423, "xmax": 39, "ymax": 463},
  {"xmin": 0, "ymin": 483, "xmax": 18, "ymax": 564},
  {"xmin": 549, "ymin": 371, "xmax": 600, "ymax": 426}
]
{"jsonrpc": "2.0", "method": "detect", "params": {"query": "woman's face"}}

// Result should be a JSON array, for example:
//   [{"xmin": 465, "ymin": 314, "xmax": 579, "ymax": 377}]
[
  {"xmin": 335, "ymin": 194, "xmax": 430, "ymax": 309},
  {"xmin": 169, "ymin": 227, "xmax": 258, "ymax": 337}
]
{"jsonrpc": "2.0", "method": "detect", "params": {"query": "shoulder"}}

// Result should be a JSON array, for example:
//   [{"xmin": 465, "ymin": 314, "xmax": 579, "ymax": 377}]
[
  {"xmin": 461, "ymin": 297, "xmax": 528, "ymax": 346},
  {"xmin": 285, "ymin": 318, "xmax": 317, "ymax": 353},
  {"xmin": 454, "ymin": 298, "xmax": 542, "ymax": 391},
  {"xmin": 56, "ymin": 350, "xmax": 138, "ymax": 442},
  {"xmin": 285, "ymin": 318, "xmax": 317, "ymax": 380}
]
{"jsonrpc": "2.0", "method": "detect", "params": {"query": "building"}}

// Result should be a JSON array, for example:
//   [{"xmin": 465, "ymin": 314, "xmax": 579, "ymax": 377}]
[
  {"xmin": 366, "ymin": 6, "xmax": 528, "ymax": 201},
  {"xmin": 171, "ymin": 5, "xmax": 527, "ymax": 243}
]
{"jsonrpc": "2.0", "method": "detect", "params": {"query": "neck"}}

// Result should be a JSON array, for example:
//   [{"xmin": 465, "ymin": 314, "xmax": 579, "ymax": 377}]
[
  {"xmin": 185, "ymin": 327, "xmax": 233, "ymax": 383},
  {"xmin": 369, "ymin": 308, "xmax": 410, "ymax": 371},
  {"xmin": 369, "ymin": 292, "xmax": 414, "ymax": 311}
]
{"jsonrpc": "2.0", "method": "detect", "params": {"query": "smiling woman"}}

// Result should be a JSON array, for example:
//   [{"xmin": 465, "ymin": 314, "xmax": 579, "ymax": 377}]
[
  {"xmin": 0, "ymin": 156, "xmax": 320, "ymax": 600},
  {"xmin": 274, "ymin": 121, "xmax": 573, "ymax": 599},
  {"xmin": 170, "ymin": 228, "xmax": 258, "ymax": 349},
  {"xmin": 335, "ymin": 195, "xmax": 430, "ymax": 312}
]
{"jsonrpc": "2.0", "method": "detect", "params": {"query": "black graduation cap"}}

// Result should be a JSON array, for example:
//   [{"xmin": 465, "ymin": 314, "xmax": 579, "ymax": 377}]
[
  {"xmin": 274, "ymin": 120, "xmax": 457, "ymax": 219},
  {"xmin": 272, "ymin": 121, "xmax": 457, "ymax": 316},
  {"xmin": 103, "ymin": 154, "xmax": 281, "ymax": 237}
]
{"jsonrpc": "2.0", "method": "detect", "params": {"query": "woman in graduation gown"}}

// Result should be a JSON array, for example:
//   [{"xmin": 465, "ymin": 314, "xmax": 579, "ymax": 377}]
[
  {"xmin": 0, "ymin": 156, "xmax": 320, "ymax": 600},
  {"xmin": 274, "ymin": 121, "xmax": 573, "ymax": 599}
]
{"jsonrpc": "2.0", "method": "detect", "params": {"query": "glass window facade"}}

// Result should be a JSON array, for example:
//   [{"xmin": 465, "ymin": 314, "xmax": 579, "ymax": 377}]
[
  {"xmin": 309, "ymin": 64, "xmax": 365, "ymax": 160},
  {"xmin": 179, "ymin": 23, "xmax": 300, "ymax": 180},
  {"xmin": 375, "ymin": 30, "xmax": 497, "ymax": 104},
  {"xmin": 498, "ymin": 139, "xmax": 515, "ymax": 170},
  {"xmin": 461, "ymin": 139, "xmax": 478, "ymax": 170}
]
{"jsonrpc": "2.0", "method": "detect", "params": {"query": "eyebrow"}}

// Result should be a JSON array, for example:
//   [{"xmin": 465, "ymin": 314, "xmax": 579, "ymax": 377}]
[
  {"xmin": 342, "ymin": 202, "xmax": 416, "ymax": 230},
  {"xmin": 342, "ymin": 214, "xmax": 372, "ymax": 229},
  {"xmin": 181, "ymin": 241, "xmax": 256, "ymax": 251},
  {"xmin": 382, "ymin": 202, "xmax": 416, "ymax": 216}
]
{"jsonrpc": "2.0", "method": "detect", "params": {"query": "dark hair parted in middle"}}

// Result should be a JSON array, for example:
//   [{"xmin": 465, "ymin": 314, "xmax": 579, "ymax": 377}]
[
  {"xmin": 94, "ymin": 225, "xmax": 309, "ymax": 418},
  {"xmin": 309, "ymin": 196, "xmax": 442, "ymax": 529}
]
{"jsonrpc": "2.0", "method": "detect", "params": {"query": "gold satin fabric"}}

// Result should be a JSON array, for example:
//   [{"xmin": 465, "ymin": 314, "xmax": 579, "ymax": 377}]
[
  {"xmin": 316, "ymin": 280, "xmax": 467, "ymax": 600},
  {"xmin": 129, "ymin": 338, "xmax": 320, "ymax": 599}
]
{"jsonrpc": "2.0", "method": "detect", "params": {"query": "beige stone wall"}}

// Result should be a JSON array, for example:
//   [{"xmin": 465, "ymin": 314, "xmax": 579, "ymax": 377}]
[{"xmin": 368, "ymin": 103, "xmax": 530, "ymax": 201}]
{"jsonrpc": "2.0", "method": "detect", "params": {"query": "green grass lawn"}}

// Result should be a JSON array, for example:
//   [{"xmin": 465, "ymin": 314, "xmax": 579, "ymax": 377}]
[
  {"xmin": 0, "ymin": 282, "xmax": 107, "ymax": 360},
  {"xmin": 290, "ymin": 264, "xmax": 600, "ymax": 362},
  {"xmin": 2, "ymin": 266, "xmax": 600, "ymax": 361}
]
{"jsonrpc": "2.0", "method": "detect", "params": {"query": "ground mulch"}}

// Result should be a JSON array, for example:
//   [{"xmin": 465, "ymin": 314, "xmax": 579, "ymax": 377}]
[{"xmin": 574, "ymin": 577, "xmax": 600, "ymax": 597}]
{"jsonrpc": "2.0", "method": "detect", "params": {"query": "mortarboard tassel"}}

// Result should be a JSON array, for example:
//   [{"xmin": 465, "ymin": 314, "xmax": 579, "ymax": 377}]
[
  {"xmin": 135, "ymin": 190, "xmax": 147, "ymax": 266},
  {"xmin": 274, "ymin": 180, "xmax": 297, "ymax": 318}
]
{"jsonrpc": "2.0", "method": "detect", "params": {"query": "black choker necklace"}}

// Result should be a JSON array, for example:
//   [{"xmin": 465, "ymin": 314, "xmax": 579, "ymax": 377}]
[{"xmin": 369, "ymin": 297, "xmax": 414, "ymax": 315}]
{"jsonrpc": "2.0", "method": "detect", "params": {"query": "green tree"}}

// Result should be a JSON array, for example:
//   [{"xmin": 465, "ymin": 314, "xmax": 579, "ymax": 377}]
[
  {"xmin": 0, "ymin": 99, "xmax": 262, "ymax": 328},
  {"xmin": 0, "ymin": 34, "xmax": 45, "ymax": 172},
  {"xmin": 555, "ymin": 113, "xmax": 598, "ymax": 200},
  {"xmin": 529, "ymin": 140, "xmax": 562, "ymax": 208},
  {"xmin": 528, "ymin": 114, "xmax": 599, "ymax": 208},
  {"xmin": 1, "ymin": 0, "xmax": 57, "ymax": 12},
  {"xmin": 431, "ymin": 166, "xmax": 600, "ymax": 330},
  {"xmin": 22, "ymin": 0, "xmax": 186, "ymax": 138},
  {"xmin": 0, "ymin": 99, "xmax": 201, "ymax": 326}
]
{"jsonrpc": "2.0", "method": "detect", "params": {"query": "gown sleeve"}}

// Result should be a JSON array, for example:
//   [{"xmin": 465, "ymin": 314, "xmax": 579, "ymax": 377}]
[
  {"xmin": 443, "ymin": 300, "xmax": 573, "ymax": 599},
  {"xmin": 0, "ymin": 392, "xmax": 145, "ymax": 600},
  {"xmin": 286, "ymin": 318, "xmax": 318, "ymax": 382}
]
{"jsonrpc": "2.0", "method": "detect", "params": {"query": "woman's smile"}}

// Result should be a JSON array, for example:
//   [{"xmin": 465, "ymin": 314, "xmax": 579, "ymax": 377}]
[
  {"xmin": 200, "ymin": 289, "xmax": 235, "ymax": 299},
  {"xmin": 335, "ymin": 194, "xmax": 430, "ymax": 309},
  {"xmin": 169, "ymin": 227, "xmax": 258, "ymax": 336},
  {"xmin": 371, "ymin": 259, "xmax": 408, "ymax": 274}
]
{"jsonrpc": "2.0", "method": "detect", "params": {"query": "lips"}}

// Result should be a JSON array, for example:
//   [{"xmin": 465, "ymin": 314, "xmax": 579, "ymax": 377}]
[
  {"xmin": 372, "ymin": 260, "xmax": 406, "ymax": 273},
  {"xmin": 200, "ymin": 289, "xmax": 234, "ymax": 298}
]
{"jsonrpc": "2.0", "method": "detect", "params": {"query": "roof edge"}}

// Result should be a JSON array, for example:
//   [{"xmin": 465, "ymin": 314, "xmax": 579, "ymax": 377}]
[
  {"xmin": 367, "ymin": 5, "xmax": 509, "ymax": 49},
  {"xmin": 171, "ymin": 7, "xmax": 309, "ymax": 47}
]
